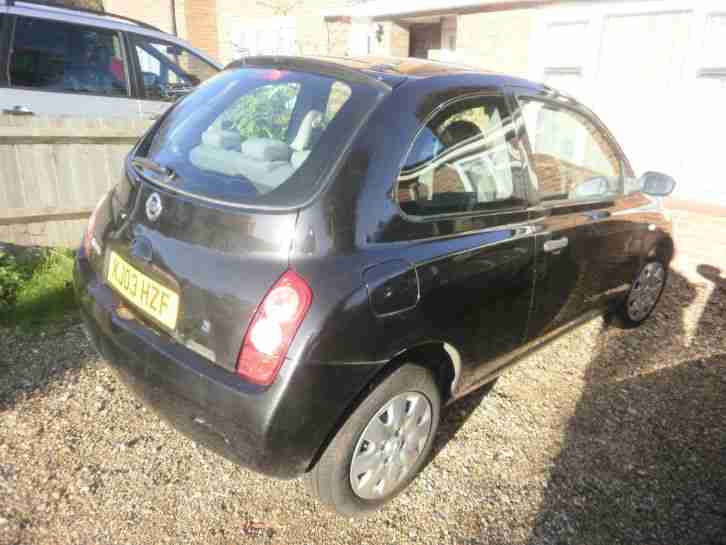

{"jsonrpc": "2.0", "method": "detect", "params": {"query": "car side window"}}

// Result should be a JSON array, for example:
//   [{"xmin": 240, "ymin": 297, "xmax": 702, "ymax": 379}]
[
  {"xmin": 323, "ymin": 81, "xmax": 352, "ymax": 127},
  {"xmin": 397, "ymin": 95, "xmax": 526, "ymax": 217},
  {"xmin": 132, "ymin": 35, "xmax": 217, "ymax": 102},
  {"xmin": 520, "ymin": 99, "xmax": 622, "ymax": 203},
  {"xmin": 9, "ymin": 17, "xmax": 129, "ymax": 96}
]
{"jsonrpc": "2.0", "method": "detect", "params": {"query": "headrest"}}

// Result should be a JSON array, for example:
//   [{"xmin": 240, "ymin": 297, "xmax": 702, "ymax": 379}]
[
  {"xmin": 290, "ymin": 110, "xmax": 323, "ymax": 152},
  {"xmin": 440, "ymin": 120, "xmax": 481, "ymax": 148},
  {"xmin": 291, "ymin": 149, "xmax": 311, "ymax": 169},
  {"xmin": 241, "ymin": 137, "xmax": 291, "ymax": 162},
  {"xmin": 201, "ymin": 130, "xmax": 242, "ymax": 150}
]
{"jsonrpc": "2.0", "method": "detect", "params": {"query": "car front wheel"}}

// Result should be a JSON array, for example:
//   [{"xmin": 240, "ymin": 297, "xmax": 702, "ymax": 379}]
[
  {"xmin": 305, "ymin": 364, "xmax": 441, "ymax": 517},
  {"xmin": 618, "ymin": 258, "xmax": 668, "ymax": 327}
]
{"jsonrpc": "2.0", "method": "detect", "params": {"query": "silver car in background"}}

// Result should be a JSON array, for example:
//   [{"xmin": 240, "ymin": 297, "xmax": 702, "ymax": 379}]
[{"xmin": 0, "ymin": 0, "xmax": 221, "ymax": 119}]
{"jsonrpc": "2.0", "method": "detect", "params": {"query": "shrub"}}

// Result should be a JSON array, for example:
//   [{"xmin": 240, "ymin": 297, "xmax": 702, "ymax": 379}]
[
  {"xmin": 0, "ymin": 251, "xmax": 26, "ymax": 311},
  {"xmin": 0, "ymin": 248, "xmax": 77, "ymax": 327}
]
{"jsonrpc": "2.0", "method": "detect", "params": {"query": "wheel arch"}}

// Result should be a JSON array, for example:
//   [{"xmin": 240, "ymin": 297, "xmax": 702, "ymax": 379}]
[
  {"xmin": 305, "ymin": 340, "xmax": 460, "ymax": 472},
  {"xmin": 386, "ymin": 341, "xmax": 461, "ymax": 399},
  {"xmin": 653, "ymin": 234, "xmax": 675, "ymax": 263},
  {"xmin": 643, "ymin": 230, "xmax": 675, "ymax": 262}
]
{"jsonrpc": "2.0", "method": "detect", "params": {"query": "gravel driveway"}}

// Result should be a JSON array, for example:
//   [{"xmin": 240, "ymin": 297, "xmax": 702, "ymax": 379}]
[{"xmin": 1, "ymin": 263, "xmax": 724, "ymax": 545}]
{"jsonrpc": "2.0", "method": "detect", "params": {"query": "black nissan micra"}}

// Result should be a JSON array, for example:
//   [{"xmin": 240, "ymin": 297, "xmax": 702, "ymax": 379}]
[{"xmin": 75, "ymin": 56, "xmax": 676, "ymax": 516}]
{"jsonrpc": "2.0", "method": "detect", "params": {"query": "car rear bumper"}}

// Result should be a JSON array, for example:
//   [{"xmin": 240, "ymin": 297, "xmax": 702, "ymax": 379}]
[{"xmin": 74, "ymin": 256, "xmax": 381, "ymax": 479}]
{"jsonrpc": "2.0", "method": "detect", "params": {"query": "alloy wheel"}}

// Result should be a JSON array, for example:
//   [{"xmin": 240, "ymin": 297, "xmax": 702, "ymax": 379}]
[
  {"xmin": 349, "ymin": 392, "xmax": 433, "ymax": 500},
  {"xmin": 627, "ymin": 261, "xmax": 666, "ymax": 322}
]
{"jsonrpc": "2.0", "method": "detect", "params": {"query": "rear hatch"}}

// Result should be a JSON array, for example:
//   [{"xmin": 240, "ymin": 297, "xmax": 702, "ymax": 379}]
[
  {"xmin": 91, "ymin": 61, "xmax": 386, "ymax": 373},
  {"xmin": 101, "ymin": 168, "xmax": 294, "ymax": 371}
]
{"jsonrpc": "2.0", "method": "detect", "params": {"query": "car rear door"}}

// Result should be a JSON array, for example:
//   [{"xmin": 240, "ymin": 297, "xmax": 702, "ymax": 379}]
[
  {"xmin": 2, "ymin": 12, "xmax": 139, "ymax": 118},
  {"xmin": 513, "ymin": 89, "xmax": 641, "ymax": 340},
  {"xmin": 128, "ymin": 33, "xmax": 219, "ymax": 121}
]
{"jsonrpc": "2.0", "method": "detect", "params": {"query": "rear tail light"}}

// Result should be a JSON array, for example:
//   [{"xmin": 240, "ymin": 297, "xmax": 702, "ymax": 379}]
[
  {"xmin": 83, "ymin": 197, "xmax": 105, "ymax": 257},
  {"xmin": 237, "ymin": 270, "xmax": 312, "ymax": 386}
]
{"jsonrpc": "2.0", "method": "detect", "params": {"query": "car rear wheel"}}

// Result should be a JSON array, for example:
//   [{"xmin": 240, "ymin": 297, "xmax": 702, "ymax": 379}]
[
  {"xmin": 304, "ymin": 364, "xmax": 441, "ymax": 517},
  {"xmin": 618, "ymin": 259, "xmax": 668, "ymax": 327}
]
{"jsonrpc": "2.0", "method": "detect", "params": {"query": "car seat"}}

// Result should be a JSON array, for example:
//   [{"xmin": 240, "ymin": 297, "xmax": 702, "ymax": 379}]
[{"xmin": 189, "ymin": 109, "xmax": 323, "ymax": 193}]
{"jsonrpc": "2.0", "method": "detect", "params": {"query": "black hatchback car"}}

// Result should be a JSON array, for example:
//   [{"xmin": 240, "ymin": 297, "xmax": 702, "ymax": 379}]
[{"xmin": 75, "ymin": 55, "xmax": 676, "ymax": 516}]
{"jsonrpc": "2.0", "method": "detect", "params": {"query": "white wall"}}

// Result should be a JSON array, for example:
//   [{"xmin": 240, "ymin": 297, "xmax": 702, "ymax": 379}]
[{"xmin": 530, "ymin": 0, "xmax": 726, "ymax": 205}]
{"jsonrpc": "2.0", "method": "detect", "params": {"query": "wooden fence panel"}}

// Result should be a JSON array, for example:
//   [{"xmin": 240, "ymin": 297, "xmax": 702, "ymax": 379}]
[
  {"xmin": 0, "ymin": 146, "xmax": 25, "ymax": 209},
  {"xmin": 0, "ymin": 116, "xmax": 151, "ymax": 248}
]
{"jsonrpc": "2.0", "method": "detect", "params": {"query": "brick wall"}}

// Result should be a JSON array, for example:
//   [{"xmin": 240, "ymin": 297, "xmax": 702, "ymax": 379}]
[
  {"xmin": 215, "ymin": 0, "xmax": 347, "ymax": 65},
  {"xmin": 455, "ymin": 9, "xmax": 536, "ymax": 77},
  {"xmin": 184, "ymin": 0, "xmax": 220, "ymax": 60},
  {"xmin": 104, "ymin": 0, "xmax": 175, "ymax": 34},
  {"xmin": 175, "ymin": 0, "xmax": 189, "ymax": 43},
  {"xmin": 387, "ymin": 21, "xmax": 410, "ymax": 58},
  {"xmin": 105, "ymin": 0, "xmax": 347, "ymax": 66},
  {"xmin": 103, "ymin": 3, "xmax": 540, "ymax": 79},
  {"xmin": 106, "ymin": 0, "xmax": 219, "ymax": 61},
  {"xmin": 325, "ymin": 20, "xmax": 352, "ymax": 57}
]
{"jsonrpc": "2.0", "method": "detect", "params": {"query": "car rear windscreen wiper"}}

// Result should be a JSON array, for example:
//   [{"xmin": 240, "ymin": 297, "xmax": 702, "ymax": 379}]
[{"xmin": 131, "ymin": 157, "xmax": 176, "ymax": 182}]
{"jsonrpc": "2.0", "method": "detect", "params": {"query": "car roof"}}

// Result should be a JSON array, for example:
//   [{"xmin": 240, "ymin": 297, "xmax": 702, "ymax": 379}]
[
  {"xmin": 307, "ymin": 55, "xmax": 479, "ymax": 79},
  {"xmin": 1, "ymin": 0, "xmax": 164, "ymax": 32},
  {"xmin": 228, "ymin": 55, "xmax": 541, "ymax": 91},
  {"xmin": 1, "ymin": 0, "xmax": 223, "ymax": 69}
]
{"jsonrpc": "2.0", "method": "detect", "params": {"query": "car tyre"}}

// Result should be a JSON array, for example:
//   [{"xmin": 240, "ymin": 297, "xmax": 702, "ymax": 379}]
[
  {"xmin": 617, "ymin": 258, "xmax": 668, "ymax": 328},
  {"xmin": 304, "ymin": 364, "xmax": 441, "ymax": 517}
]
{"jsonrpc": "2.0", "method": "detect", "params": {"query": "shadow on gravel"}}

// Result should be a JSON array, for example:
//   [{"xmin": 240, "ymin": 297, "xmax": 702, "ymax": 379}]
[
  {"xmin": 527, "ymin": 269, "xmax": 726, "ymax": 545},
  {"xmin": 431, "ymin": 386, "xmax": 492, "ymax": 460},
  {"xmin": 695, "ymin": 264, "xmax": 726, "ymax": 345},
  {"xmin": 0, "ymin": 325, "xmax": 94, "ymax": 411}
]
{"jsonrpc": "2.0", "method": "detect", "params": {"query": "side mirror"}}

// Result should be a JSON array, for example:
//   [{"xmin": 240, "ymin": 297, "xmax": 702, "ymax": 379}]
[
  {"xmin": 640, "ymin": 171, "xmax": 676, "ymax": 197},
  {"xmin": 142, "ymin": 71, "xmax": 159, "ymax": 88}
]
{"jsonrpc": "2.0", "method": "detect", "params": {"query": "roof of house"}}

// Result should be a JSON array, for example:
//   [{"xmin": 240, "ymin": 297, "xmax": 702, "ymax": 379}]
[{"xmin": 323, "ymin": 0, "xmax": 551, "ymax": 20}]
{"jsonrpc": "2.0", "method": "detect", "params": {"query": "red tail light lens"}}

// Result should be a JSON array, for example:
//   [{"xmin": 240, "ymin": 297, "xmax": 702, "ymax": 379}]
[
  {"xmin": 237, "ymin": 270, "xmax": 313, "ymax": 386},
  {"xmin": 83, "ymin": 197, "xmax": 104, "ymax": 257}
]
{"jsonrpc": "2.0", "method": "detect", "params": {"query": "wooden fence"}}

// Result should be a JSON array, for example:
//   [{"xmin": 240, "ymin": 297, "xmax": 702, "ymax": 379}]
[{"xmin": 0, "ymin": 116, "xmax": 152, "ymax": 248}]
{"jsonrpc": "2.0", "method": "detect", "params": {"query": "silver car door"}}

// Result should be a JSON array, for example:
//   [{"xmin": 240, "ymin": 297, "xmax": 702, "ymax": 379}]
[
  {"xmin": 3, "ymin": 15, "xmax": 140, "ymax": 118},
  {"xmin": 130, "ymin": 33, "xmax": 219, "ymax": 120}
]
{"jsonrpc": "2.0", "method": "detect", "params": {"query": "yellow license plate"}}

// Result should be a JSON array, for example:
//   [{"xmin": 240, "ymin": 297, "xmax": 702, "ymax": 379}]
[{"xmin": 106, "ymin": 251, "xmax": 179, "ymax": 330}]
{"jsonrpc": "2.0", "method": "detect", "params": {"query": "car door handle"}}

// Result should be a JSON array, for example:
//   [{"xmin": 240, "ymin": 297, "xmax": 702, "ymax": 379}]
[
  {"xmin": 543, "ymin": 237, "xmax": 569, "ymax": 253},
  {"xmin": 3, "ymin": 105, "xmax": 35, "ymax": 116},
  {"xmin": 584, "ymin": 210, "xmax": 611, "ymax": 221}
]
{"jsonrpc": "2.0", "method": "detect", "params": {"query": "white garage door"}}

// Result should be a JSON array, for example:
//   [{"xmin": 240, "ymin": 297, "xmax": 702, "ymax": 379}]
[{"xmin": 532, "ymin": 1, "xmax": 726, "ymax": 206}]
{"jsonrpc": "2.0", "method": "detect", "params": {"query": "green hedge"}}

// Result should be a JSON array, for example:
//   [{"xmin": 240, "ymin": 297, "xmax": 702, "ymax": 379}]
[
  {"xmin": 0, "ymin": 248, "xmax": 77, "ymax": 328},
  {"xmin": 0, "ymin": 251, "xmax": 25, "ymax": 312}
]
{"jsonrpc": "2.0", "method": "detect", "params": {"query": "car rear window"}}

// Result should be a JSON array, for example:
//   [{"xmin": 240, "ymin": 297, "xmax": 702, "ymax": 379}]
[{"xmin": 135, "ymin": 67, "xmax": 384, "ymax": 207}]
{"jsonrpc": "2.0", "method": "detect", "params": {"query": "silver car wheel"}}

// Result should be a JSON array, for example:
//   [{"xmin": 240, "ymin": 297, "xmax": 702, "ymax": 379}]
[
  {"xmin": 349, "ymin": 391, "xmax": 433, "ymax": 500},
  {"xmin": 627, "ymin": 261, "xmax": 665, "ymax": 322}
]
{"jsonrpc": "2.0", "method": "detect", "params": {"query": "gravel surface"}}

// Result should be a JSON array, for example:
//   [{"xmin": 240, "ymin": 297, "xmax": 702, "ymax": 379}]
[{"xmin": 1, "ymin": 264, "xmax": 725, "ymax": 545}]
